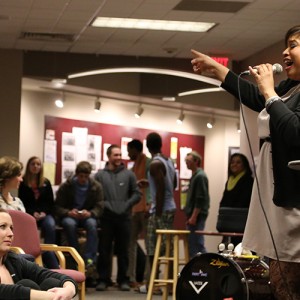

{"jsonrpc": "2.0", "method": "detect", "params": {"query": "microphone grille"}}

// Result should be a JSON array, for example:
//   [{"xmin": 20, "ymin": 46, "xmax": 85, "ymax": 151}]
[{"xmin": 274, "ymin": 63, "xmax": 283, "ymax": 74}]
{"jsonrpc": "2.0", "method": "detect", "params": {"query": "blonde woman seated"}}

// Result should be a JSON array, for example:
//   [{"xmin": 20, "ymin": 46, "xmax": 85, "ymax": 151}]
[{"xmin": 0, "ymin": 208, "xmax": 77, "ymax": 299}]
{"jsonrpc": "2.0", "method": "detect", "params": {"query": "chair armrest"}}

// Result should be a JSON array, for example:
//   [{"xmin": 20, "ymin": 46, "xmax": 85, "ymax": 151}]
[
  {"xmin": 41, "ymin": 244, "xmax": 85, "ymax": 273},
  {"xmin": 10, "ymin": 246, "xmax": 26, "ymax": 254},
  {"xmin": 40, "ymin": 244, "xmax": 66, "ymax": 268}
]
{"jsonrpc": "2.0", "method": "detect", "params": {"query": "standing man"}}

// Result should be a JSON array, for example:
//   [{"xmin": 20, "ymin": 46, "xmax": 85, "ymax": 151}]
[
  {"xmin": 55, "ymin": 161, "xmax": 103, "ymax": 268},
  {"xmin": 95, "ymin": 144, "xmax": 141, "ymax": 292},
  {"xmin": 184, "ymin": 151, "xmax": 210, "ymax": 257},
  {"xmin": 127, "ymin": 139, "xmax": 151, "ymax": 287},
  {"xmin": 145, "ymin": 132, "xmax": 177, "ymax": 276}
]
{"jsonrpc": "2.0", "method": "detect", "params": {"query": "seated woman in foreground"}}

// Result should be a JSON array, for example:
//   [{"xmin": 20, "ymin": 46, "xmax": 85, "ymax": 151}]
[{"xmin": 0, "ymin": 208, "xmax": 77, "ymax": 300}]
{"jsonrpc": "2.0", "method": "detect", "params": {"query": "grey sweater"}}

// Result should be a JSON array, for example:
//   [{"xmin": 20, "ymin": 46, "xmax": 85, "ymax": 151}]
[{"xmin": 94, "ymin": 163, "xmax": 141, "ymax": 217}]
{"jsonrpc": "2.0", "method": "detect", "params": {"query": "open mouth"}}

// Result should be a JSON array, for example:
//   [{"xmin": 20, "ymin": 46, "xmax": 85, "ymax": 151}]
[{"xmin": 284, "ymin": 59, "xmax": 293, "ymax": 67}]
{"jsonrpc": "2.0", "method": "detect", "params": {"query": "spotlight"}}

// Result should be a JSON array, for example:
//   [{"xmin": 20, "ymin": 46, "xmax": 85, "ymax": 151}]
[
  {"xmin": 207, "ymin": 116, "xmax": 215, "ymax": 129},
  {"xmin": 94, "ymin": 98, "xmax": 101, "ymax": 112},
  {"xmin": 176, "ymin": 110, "xmax": 185, "ymax": 125},
  {"xmin": 237, "ymin": 122, "xmax": 241, "ymax": 133},
  {"xmin": 134, "ymin": 105, "xmax": 144, "ymax": 118},
  {"xmin": 55, "ymin": 93, "xmax": 64, "ymax": 108}
]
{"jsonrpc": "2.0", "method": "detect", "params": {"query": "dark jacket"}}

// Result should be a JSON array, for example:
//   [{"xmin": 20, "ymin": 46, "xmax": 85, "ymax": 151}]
[
  {"xmin": 55, "ymin": 176, "xmax": 104, "ymax": 219},
  {"xmin": 18, "ymin": 178, "xmax": 54, "ymax": 216},
  {"xmin": 0, "ymin": 251, "xmax": 77, "ymax": 300},
  {"xmin": 222, "ymin": 71, "xmax": 300, "ymax": 207},
  {"xmin": 219, "ymin": 173, "xmax": 253, "ymax": 208}
]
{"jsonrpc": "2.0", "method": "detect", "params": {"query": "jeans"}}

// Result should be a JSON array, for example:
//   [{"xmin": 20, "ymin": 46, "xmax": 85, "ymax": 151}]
[
  {"xmin": 97, "ymin": 215, "xmax": 131, "ymax": 284},
  {"xmin": 61, "ymin": 216, "xmax": 98, "ymax": 262},
  {"xmin": 38, "ymin": 214, "xmax": 59, "ymax": 269},
  {"xmin": 186, "ymin": 215, "xmax": 207, "ymax": 258},
  {"xmin": 38, "ymin": 214, "xmax": 56, "ymax": 244}
]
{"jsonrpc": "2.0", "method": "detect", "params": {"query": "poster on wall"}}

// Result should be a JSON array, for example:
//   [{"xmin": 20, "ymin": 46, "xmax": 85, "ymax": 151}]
[
  {"xmin": 170, "ymin": 137, "xmax": 178, "ymax": 168},
  {"xmin": 72, "ymin": 127, "xmax": 88, "ymax": 163},
  {"xmin": 179, "ymin": 147, "xmax": 192, "ymax": 179},
  {"xmin": 61, "ymin": 132, "xmax": 76, "ymax": 181},
  {"xmin": 121, "ymin": 137, "xmax": 132, "ymax": 160},
  {"xmin": 87, "ymin": 135, "xmax": 102, "ymax": 174},
  {"xmin": 44, "ymin": 140, "xmax": 57, "ymax": 163}
]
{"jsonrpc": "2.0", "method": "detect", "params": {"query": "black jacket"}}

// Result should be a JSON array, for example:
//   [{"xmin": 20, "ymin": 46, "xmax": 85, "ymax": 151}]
[
  {"xmin": 18, "ymin": 178, "xmax": 54, "ymax": 215},
  {"xmin": 0, "ymin": 251, "xmax": 77, "ymax": 300},
  {"xmin": 219, "ymin": 173, "xmax": 254, "ymax": 208}
]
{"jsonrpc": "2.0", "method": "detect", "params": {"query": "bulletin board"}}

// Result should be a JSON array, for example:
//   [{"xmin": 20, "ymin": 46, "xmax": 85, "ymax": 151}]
[{"xmin": 44, "ymin": 115, "xmax": 205, "ymax": 229}]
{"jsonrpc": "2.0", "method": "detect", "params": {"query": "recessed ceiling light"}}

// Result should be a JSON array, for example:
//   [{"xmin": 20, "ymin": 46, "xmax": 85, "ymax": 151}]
[{"xmin": 91, "ymin": 17, "xmax": 216, "ymax": 32}]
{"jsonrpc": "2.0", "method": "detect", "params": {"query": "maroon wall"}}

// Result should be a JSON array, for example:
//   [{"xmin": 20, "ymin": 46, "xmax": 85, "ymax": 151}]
[{"xmin": 45, "ymin": 115, "xmax": 205, "ymax": 229}]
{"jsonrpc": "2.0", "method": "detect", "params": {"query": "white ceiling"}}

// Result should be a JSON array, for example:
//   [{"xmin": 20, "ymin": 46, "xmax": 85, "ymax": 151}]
[
  {"xmin": 1, "ymin": 0, "xmax": 300, "ymax": 117},
  {"xmin": 0, "ymin": 0, "xmax": 299, "ymax": 61}
]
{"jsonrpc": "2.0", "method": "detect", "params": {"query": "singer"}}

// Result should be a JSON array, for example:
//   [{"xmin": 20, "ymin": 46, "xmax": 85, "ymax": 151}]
[
  {"xmin": 191, "ymin": 24, "xmax": 300, "ymax": 300},
  {"xmin": 0, "ymin": 208, "xmax": 77, "ymax": 299}
]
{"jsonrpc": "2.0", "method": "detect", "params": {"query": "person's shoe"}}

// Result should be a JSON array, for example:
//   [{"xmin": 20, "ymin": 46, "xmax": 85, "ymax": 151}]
[
  {"xmin": 96, "ymin": 281, "xmax": 107, "ymax": 291},
  {"xmin": 119, "ymin": 282, "xmax": 130, "ymax": 291},
  {"xmin": 85, "ymin": 259, "xmax": 96, "ymax": 278}
]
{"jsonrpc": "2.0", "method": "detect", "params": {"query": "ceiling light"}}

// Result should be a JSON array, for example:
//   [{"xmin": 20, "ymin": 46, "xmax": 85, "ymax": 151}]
[
  {"xmin": 237, "ymin": 122, "xmax": 241, "ymax": 133},
  {"xmin": 176, "ymin": 110, "xmax": 185, "ymax": 125},
  {"xmin": 207, "ymin": 116, "xmax": 215, "ymax": 129},
  {"xmin": 51, "ymin": 78, "xmax": 67, "ymax": 88},
  {"xmin": 178, "ymin": 87, "xmax": 225, "ymax": 97},
  {"xmin": 162, "ymin": 96, "xmax": 176, "ymax": 102},
  {"xmin": 55, "ymin": 93, "xmax": 64, "ymax": 108},
  {"xmin": 68, "ymin": 67, "xmax": 221, "ymax": 87},
  {"xmin": 94, "ymin": 98, "xmax": 101, "ymax": 112},
  {"xmin": 91, "ymin": 17, "xmax": 215, "ymax": 33},
  {"xmin": 134, "ymin": 105, "xmax": 144, "ymax": 118}
]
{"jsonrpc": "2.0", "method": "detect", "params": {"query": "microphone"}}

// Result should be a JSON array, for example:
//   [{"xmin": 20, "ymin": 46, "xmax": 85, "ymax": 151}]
[{"xmin": 240, "ymin": 63, "xmax": 283, "ymax": 75}]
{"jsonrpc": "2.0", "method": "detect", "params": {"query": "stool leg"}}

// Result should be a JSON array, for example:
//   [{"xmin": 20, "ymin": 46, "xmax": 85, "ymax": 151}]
[
  {"xmin": 183, "ymin": 235, "xmax": 190, "ymax": 263},
  {"xmin": 161, "ymin": 234, "xmax": 171, "ymax": 300},
  {"xmin": 172, "ymin": 234, "xmax": 179, "ymax": 300},
  {"xmin": 147, "ymin": 233, "xmax": 162, "ymax": 300}
]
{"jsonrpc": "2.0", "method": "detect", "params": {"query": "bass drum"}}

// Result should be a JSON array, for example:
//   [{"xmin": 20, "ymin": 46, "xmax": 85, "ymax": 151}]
[{"xmin": 176, "ymin": 252, "xmax": 272, "ymax": 300}]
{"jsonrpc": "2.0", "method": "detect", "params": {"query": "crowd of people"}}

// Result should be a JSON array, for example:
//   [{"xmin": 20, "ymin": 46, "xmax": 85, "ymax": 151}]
[
  {"xmin": 0, "ymin": 131, "xmax": 254, "ymax": 296},
  {"xmin": 1, "ymin": 24, "xmax": 300, "ymax": 300}
]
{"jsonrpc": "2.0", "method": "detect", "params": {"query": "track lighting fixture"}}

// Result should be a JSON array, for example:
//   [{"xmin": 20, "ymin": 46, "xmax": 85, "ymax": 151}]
[
  {"xmin": 55, "ymin": 93, "xmax": 65, "ymax": 108},
  {"xmin": 176, "ymin": 110, "xmax": 185, "ymax": 125},
  {"xmin": 237, "ymin": 122, "xmax": 241, "ymax": 133},
  {"xmin": 134, "ymin": 104, "xmax": 144, "ymax": 118},
  {"xmin": 94, "ymin": 98, "xmax": 101, "ymax": 112},
  {"xmin": 207, "ymin": 116, "xmax": 215, "ymax": 129}
]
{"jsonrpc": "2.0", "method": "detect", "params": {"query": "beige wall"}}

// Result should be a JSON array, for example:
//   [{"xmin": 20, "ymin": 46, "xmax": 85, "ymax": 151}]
[{"xmin": 0, "ymin": 49, "xmax": 22, "ymax": 157}]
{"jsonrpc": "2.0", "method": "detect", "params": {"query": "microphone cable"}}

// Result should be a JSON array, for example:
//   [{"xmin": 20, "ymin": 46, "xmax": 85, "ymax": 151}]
[{"xmin": 237, "ymin": 74, "xmax": 294, "ymax": 300}]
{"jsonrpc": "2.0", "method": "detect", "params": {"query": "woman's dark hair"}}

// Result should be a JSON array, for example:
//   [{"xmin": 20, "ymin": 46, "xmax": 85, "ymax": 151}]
[
  {"xmin": 285, "ymin": 25, "xmax": 300, "ymax": 46},
  {"xmin": 0, "ymin": 156, "xmax": 23, "ymax": 188},
  {"xmin": 228, "ymin": 153, "xmax": 252, "ymax": 177},
  {"xmin": 23, "ymin": 156, "xmax": 44, "ymax": 188}
]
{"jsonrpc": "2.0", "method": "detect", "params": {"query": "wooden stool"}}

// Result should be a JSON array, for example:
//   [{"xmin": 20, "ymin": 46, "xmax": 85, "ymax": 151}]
[{"xmin": 147, "ymin": 229, "xmax": 190, "ymax": 300}]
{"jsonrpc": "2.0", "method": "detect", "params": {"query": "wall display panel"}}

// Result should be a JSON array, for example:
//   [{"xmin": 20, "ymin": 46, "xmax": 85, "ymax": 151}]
[{"xmin": 45, "ymin": 115, "xmax": 205, "ymax": 229}]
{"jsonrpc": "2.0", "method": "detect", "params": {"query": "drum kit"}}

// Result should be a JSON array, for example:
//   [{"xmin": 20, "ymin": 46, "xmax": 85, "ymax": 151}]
[{"xmin": 176, "ymin": 243, "xmax": 273, "ymax": 300}]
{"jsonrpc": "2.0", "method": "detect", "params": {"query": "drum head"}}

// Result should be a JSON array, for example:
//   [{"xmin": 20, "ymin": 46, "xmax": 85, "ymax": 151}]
[{"xmin": 176, "ymin": 252, "xmax": 247, "ymax": 300}]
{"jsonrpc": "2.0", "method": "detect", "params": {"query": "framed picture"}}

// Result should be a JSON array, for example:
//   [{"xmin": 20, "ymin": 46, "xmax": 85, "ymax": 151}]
[{"xmin": 228, "ymin": 146, "xmax": 240, "ymax": 161}]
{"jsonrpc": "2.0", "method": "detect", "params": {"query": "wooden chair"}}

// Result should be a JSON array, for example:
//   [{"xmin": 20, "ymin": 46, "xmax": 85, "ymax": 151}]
[{"xmin": 8, "ymin": 210, "xmax": 86, "ymax": 300}]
